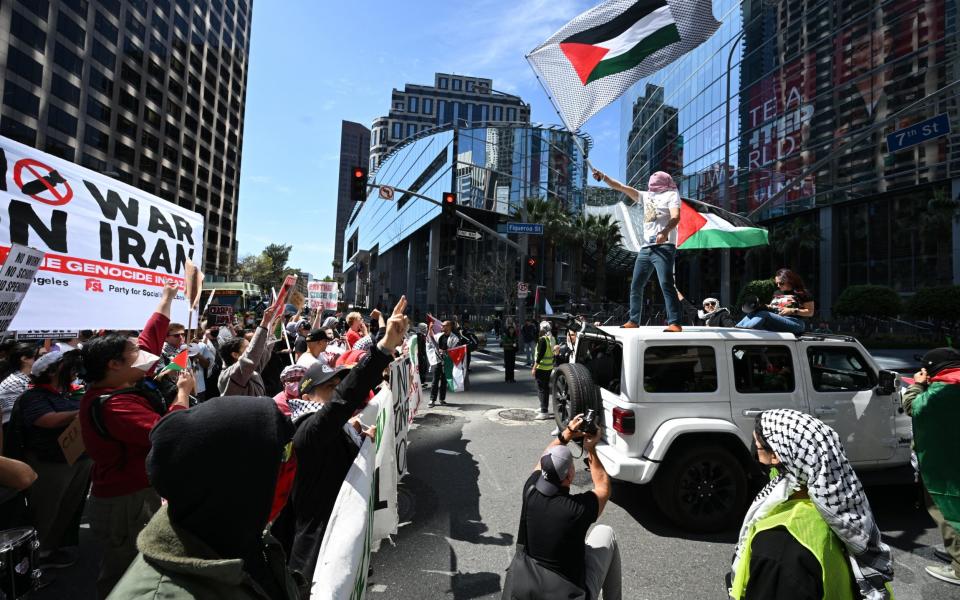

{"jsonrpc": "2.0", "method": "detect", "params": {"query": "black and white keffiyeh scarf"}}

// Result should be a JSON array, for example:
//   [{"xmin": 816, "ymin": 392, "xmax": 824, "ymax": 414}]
[
  {"xmin": 731, "ymin": 409, "xmax": 893, "ymax": 599},
  {"xmin": 288, "ymin": 398, "xmax": 322, "ymax": 423}
]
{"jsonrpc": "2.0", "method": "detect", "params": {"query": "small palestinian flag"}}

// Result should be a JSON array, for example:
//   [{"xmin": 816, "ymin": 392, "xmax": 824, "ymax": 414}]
[
  {"xmin": 161, "ymin": 349, "xmax": 189, "ymax": 373},
  {"xmin": 676, "ymin": 198, "xmax": 769, "ymax": 249},
  {"xmin": 443, "ymin": 345, "xmax": 467, "ymax": 392},
  {"xmin": 527, "ymin": 0, "xmax": 720, "ymax": 131}
]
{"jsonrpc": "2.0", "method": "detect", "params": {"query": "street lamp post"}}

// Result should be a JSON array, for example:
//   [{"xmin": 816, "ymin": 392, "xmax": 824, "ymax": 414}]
[{"xmin": 719, "ymin": 27, "xmax": 748, "ymax": 308}]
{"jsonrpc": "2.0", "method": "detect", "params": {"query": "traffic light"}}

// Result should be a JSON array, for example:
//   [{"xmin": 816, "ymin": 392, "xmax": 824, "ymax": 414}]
[
  {"xmin": 526, "ymin": 257, "xmax": 538, "ymax": 281},
  {"xmin": 442, "ymin": 192, "xmax": 456, "ymax": 220},
  {"xmin": 350, "ymin": 166, "xmax": 368, "ymax": 201}
]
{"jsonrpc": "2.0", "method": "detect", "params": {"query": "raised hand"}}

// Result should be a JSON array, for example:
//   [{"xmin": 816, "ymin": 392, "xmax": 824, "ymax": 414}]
[{"xmin": 380, "ymin": 296, "xmax": 409, "ymax": 352}]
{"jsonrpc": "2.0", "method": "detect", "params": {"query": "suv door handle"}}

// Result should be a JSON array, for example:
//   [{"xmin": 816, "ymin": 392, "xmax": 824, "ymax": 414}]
[
  {"xmin": 741, "ymin": 409, "xmax": 764, "ymax": 417},
  {"xmin": 815, "ymin": 407, "xmax": 837, "ymax": 416}
]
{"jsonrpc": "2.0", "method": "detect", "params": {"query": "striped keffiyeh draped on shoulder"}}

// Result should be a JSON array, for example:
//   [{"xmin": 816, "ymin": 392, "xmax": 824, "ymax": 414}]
[{"xmin": 731, "ymin": 409, "xmax": 893, "ymax": 599}]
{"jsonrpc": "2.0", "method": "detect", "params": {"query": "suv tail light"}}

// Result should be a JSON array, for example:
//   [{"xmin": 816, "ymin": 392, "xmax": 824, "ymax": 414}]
[{"xmin": 612, "ymin": 407, "xmax": 635, "ymax": 435}]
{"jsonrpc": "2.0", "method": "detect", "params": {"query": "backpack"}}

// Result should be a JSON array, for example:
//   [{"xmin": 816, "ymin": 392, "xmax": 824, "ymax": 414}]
[{"xmin": 87, "ymin": 380, "xmax": 166, "ymax": 441}]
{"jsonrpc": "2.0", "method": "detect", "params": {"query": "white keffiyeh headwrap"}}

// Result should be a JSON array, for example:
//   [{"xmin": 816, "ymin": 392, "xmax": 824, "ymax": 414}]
[{"xmin": 731, "ymin": 409, "xmax": 893, "ymax": 599}]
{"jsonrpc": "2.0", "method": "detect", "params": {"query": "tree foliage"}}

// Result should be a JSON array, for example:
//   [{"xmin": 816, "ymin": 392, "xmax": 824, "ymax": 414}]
[
  {"xmin": 905, "ymin": 286, "xmax": 960, "ymax": 322},
  {"xmin": 234, "ymin": 243, "xmax": 302, "ymax": 291},
  {"xmin": 736, "ymin": 279, "xmax": 778, "ymax": 312},
  {"xmin": 833, "ymin": 285, "xmax": 902, "ymax": 318}
]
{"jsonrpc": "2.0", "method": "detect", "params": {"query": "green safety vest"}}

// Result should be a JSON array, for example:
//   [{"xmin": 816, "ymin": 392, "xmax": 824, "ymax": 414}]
[
  {"xmin": 535, "ymin": 335, "xmax": 555, "ymax": 371},
  {"xmin": 731, "ymin": 499, "xmax": 855, "ymax": 600}
]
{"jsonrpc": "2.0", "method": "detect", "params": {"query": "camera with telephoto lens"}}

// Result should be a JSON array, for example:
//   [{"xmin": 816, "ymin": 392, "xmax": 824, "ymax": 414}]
[{"xmin": 577, "ymin": 409, "xmax": 599, "ymax": 436}]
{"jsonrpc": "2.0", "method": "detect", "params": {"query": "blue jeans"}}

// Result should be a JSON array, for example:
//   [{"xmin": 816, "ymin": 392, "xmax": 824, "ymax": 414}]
[
  {"xmin": 629, "ymin": 244, "xmax": 682, "ymax": 326},
  {"xmin": 737, "ymin": 311, "xmax": 806, "ymax": 334}
]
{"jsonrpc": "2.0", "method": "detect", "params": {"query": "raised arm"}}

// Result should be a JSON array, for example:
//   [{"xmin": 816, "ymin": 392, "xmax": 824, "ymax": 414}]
[{"xmin": 592, "ymin": 169, "xmax": 641, "ymax": 203}]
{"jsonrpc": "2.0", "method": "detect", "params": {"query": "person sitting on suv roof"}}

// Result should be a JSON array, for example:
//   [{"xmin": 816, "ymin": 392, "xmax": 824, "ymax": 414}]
[
  {"xmin": 728, "ymin": 409, "xmax": 893, "ymax": 600},
  {"xmin": 737, "ymin": 269, "xmax": 814, "ymax": 334}
]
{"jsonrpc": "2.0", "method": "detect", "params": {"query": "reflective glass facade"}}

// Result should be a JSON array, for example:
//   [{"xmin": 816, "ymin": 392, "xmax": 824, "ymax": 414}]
[
  {"xmin": 342, "ymin": 124, "xmax": 588, "ymax": 313},
  {"xmin": 620, "ymin": 0, "xmax": 960, "ymax": 308}
]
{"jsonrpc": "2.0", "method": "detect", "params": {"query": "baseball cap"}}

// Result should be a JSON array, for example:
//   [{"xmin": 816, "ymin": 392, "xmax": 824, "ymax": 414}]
[
  {"xmin": 535, "ymin": 445, "xmax": 574, "ymax": 496},
  {"xmin": 920, "ymin": 347, "xmax": 960, "ymax": 378},
  {"xmin": 31, "ymin": 348, "xmax": 75, "ymax": 376},
  {"xmin": 305, "ymin": 328, "xmax": 330, "ymax": 343},
  {"xmin": 300, "ymin": 362, "xmax": 349, "ymax": 395}
]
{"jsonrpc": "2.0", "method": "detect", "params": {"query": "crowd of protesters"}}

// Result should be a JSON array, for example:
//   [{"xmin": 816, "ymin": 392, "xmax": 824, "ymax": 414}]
[{"xmin": 0, "ymin": 284, "xmax": 421, "ymax": 599}]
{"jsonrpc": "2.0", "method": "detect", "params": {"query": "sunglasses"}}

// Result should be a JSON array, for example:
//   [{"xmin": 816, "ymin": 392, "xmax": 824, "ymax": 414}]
[{"xmin": 167, "ymin": 332, "xmax": 186, "ymax": 338}]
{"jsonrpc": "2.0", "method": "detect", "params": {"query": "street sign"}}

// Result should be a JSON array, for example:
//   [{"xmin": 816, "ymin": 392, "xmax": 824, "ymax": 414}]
[
  {"xmin": 378, "ymin": 185, "xmax": 395, "ymax": 200},
  {"xmin": 517, "ymin": 282, "xmax": 529, "ymax": 298},
  {"xmin": 507, "ymin": 222, "xmax": 544, "ymax": 235},
  {"xmin": 456, "ymin": 228, "xmax": 482, "ymax": 241},
  {"xmin": 887, "ymin": 114, "xmax": 951, "ymax": 153}
]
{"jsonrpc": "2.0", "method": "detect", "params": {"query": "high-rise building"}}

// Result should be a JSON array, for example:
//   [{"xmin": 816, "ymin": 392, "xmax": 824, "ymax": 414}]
[
  {"xmin": 333, "ymin": 120, "xmax": 370, "ymax": 278},
  {"xmin": 369, "ymin": 73, "xmax": 530, "ymax": 170},
  {"xmin": 0, "ymin": 0, "xmax": 253, "ymax": 277},
  {"xmin": 625, "ymin": 83, "xmax": 681, "ymax": 188}
]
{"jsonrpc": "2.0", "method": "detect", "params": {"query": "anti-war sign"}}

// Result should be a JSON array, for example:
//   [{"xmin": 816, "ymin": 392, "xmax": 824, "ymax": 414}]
[{"xmin": 0, "ymin": 136, "xmax": 203, "ymax": 330}]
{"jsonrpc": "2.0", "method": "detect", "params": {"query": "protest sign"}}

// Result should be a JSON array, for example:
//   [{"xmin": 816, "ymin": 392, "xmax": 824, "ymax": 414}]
[
  {"xmin": 207, "ymin": 305, "xmax": 234, "ymax": 326},
  {"xmin": 308, "ymin": 281, "xmax": 339, "ymax": 311},
  {"xmin": 0, "ymin": 244, "xmax": 44, "ymax": 333},
  {"xmin": 57, "ymin": 416, "xmax": 85, "ymax": 466},
  {"xmin": 270, "ymin": 274, "xmax": 297, "ymax": 315},
  {"xmin": 15, "ymin": 329, "xmax": 78, "ymax": 341},
  {"xmin": 0, "ymin": 136, "xmax": 204, "ymax": 330},
  {"xmin": 406, "ymin": 336, "xmax": 424, "ymax": 421}
]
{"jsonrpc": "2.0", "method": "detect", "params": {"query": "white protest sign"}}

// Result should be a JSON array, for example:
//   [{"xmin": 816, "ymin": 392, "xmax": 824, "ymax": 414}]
[
  {"xmin": 0, "ymin": 136, "xmax": 204, "ymax": 330},
  {"xmin": 308, "ymin": 281, "xmax": 338, "ymax": 311},
  {"xmin": 0, "ymin": 245, "xmax": 44, "ymax": 333}
]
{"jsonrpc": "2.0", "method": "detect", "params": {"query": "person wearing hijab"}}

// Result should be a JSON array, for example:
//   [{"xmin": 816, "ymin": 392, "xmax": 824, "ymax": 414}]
[
  {"xmin": 107, "ymin": 396, "xmax": 299, "ymax": 600},
  {"xmin": 591, "ymin": 169, "xmax": 684, "ymax": 332},
  {"xmin": 729, "ymin": 409, "xmax": 894, "ymax": 600},
  {"xmin": 902, "ymin": 348, "xmax": 960, "ymax": 586}
]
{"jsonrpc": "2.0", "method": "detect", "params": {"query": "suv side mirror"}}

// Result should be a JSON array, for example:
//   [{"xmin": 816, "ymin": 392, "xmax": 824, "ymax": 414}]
[{"xmin": 877, "ymin": 370, "xmax": 897, "ymax": 396}]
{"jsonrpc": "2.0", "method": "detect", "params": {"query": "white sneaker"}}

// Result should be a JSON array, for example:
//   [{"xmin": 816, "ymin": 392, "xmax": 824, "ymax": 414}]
[
  {"xmin": 926, "ymin": 564, "xmax": 960, "ymax": 585},
  {"xmin": 534, "ymin": 412, "xmax": 552, "ymax": 420}
]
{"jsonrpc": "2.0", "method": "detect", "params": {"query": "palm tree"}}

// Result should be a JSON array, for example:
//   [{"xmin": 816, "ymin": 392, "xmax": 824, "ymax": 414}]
[
  {"xmin": 589, "ymin": 213, "xmax": 623, "ymax": 301},
  {"xmin": 566, "ymin": 214, "xmax": 596, "ymax": 301},
  {"xmin": 512, "ymin": 198, "xmax": 571, "ymax": 299}
]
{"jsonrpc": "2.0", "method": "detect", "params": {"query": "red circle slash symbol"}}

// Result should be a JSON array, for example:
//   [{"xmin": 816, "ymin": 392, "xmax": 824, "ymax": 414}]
[{"xmin": 13, "ymin": 158, "xmax": 73, "ymax": 206}]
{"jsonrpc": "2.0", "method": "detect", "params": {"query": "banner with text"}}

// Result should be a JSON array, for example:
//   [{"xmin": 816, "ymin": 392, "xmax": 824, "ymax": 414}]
[
  {"xmin": 308, "ymin": 281, "xmax": 339, "ymax": 311},
  {"xmin": 0, "ymin": 245, "xmax": 44, "ymax": 333},
  {"xmin": 0, "ymin": 136, "xmax": 204, "ymax": 330}
]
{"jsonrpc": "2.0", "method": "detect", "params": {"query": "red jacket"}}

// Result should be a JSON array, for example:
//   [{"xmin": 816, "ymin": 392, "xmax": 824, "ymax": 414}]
[{"xmin": 80, "ymin": 312, "xmax": 185, "ymax": 498}]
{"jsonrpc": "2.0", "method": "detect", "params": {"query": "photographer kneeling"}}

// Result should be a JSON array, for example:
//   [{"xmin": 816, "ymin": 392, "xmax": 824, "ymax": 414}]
[{"xmin": 503, "ymin": 413, "xmax": 620, "ymax": 600}]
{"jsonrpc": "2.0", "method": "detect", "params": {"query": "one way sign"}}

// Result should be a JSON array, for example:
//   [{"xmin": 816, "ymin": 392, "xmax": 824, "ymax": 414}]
[{"xmin": 456, "ymin": 229, "xmax": 481, "ymax": 241}]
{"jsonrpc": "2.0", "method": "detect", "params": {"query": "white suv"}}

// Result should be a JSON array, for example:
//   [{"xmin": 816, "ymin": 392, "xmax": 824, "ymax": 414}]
[{"xmin": 552, "ymin": 323, "xmax": 912, "ymax": 532}]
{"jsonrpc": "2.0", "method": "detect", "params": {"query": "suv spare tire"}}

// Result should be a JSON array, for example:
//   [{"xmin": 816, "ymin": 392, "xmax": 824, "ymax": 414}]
[
  {"xmin": 552, "ymin": 363, "xmax": 601, "ymax": 431},
  {"xmin": 652, "ymin": 444, "xmax": 748, "ymax": 533}
]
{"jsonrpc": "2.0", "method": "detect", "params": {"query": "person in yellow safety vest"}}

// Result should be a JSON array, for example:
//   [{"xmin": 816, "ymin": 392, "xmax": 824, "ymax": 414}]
[
  {"xmin": 729, "ymin": 409, "xmax": 894, "ymax": 600},
  {"xmin": 531, "ymin": 321, "xmax": 556, "ymax": 421}
]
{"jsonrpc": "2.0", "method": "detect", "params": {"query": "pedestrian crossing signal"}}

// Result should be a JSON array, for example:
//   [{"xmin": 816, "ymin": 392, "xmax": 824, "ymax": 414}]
[{"xmin": 350, "ymin": 166, "xmax": 368, "ymax": 201}]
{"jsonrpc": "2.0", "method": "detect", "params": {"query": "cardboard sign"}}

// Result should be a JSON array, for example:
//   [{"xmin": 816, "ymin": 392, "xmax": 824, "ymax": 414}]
[
  {"xmin": 270, "ymin": 274, "xmax": 298, "ymax": 315},
  {"xmin": 57, "ymin": 416, "xmax": 85, "ymax": 466},
  {"xmin": 0, "ymin": 136, "xmax": 204, "ymax": 330},
  {"xmin": 308, "ymin": 281, "xmax": 338, "ymax": 311},
  {"xmin": 0, "ymin": 245, "xmax": 44, "ymax": 333},
  {"xmin": 184, "ymin": 258, "xmax": 204, "ymax": 310},
  {"xmin": 207, "ymin": 305, "xmax": 234, "ymax": 326}
]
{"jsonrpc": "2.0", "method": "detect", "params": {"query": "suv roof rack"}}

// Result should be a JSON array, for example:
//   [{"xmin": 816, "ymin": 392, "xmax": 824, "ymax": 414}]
[{"xmin": 798, "ymin": 332, "xmax": 857, "ymax": 343}]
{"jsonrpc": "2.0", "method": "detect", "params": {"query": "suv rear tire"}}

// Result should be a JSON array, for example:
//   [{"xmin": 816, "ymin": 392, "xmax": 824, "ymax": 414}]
[
  {"xmin": 652, "ymin": 444, "xmax": 748, "ymax": 532},
  {"xmin": 552, "ymin": 363, "xmax": 601, "ymax": 430}
]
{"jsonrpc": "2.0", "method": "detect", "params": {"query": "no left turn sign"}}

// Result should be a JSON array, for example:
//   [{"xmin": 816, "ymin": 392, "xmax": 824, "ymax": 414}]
[{"xmin": 379, "ymin": 186, "xmax": 395, "ymax": 201}]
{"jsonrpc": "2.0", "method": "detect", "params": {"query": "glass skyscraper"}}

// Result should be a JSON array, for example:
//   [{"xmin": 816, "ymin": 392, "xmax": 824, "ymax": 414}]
[
  {"xmin": 0, "ymin": 0, "xmax": 252, "ymax": 277},
  {"xmin": 620, "ymin": 0, "xmax": 959, "ymax": 315}
]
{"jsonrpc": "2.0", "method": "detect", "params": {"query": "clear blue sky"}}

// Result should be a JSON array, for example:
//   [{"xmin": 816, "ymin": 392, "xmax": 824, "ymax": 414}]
[{"xmin": 236, "ymin": 0, "xmax": 622, "ymax": 279}]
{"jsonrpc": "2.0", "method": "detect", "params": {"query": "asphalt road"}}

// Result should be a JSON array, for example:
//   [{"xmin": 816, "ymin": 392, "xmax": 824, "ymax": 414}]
[{"xmin": 367, "ymin": 344, "xmax": 959, "ymax": 600}]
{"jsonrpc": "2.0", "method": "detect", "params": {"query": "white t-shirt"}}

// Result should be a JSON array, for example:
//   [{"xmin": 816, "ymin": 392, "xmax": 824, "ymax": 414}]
[{"xmin": 629, "ymin": 190, "xmax": 680, "ymax": 247}]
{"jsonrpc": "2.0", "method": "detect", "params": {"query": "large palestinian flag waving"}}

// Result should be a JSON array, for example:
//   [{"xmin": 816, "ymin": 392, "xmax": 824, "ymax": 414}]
[{"xmin": 528, "ymin": 0, "xmax": 720, "ymax": 131}]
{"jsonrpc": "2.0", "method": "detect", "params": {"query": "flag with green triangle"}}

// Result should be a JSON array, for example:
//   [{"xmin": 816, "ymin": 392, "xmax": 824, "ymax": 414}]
[{"xmin": 161, "ymin": 349, "xmax": 189, "ymax": 373}]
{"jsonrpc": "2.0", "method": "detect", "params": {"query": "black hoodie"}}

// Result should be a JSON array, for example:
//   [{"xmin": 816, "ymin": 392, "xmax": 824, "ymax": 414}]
[{"xmin": 147, "ymin": 396, "xmax": 295, "ymax": 600}]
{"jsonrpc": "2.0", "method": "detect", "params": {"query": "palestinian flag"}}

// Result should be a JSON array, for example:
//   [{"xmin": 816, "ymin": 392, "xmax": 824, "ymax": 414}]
[
  {"xmin": 676, "ymin": 198, "xmax": 769, "ymax": 249},
  {"xmin": 161, "ymin": 349, "xmax": 189, "ymax": 373},
  {"xmin": 527, "ymin": 0, "xmax": 720, "ymax": 131},
  {"xmin": 443, "ymin": 345, "xmax": 467, "ymax": 392}
]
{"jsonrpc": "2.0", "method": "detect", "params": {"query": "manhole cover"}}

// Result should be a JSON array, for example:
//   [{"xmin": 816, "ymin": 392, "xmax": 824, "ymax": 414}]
[{"xmin": 498, "ymin": 409, "xmax": 537, "ymax": 422}]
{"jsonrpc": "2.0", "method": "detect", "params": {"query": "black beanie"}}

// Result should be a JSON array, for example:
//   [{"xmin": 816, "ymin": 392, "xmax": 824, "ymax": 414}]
[
  {"xmin": 921, "ymin": 347, "xmax": 960, "ymax": 378},
  {"xmin": 147, "ymin": 397, "xmax": 293, "ymax": 583}
]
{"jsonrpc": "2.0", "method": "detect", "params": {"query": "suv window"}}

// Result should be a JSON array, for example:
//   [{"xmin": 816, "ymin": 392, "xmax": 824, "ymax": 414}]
[
  {"xmin": 576, "ymin": 337, "xmax": 622, "ymax": 395},
  {"xmin": 732, "ymin": 346, "xmax": 795, "ymax": 393},
  {"xmin": 643, "ymin": 346, "xmax": 717, "ymax": 393},
  {"xmin": 807, "ymin": 347, "xmax": 876, "ymax": 391}
]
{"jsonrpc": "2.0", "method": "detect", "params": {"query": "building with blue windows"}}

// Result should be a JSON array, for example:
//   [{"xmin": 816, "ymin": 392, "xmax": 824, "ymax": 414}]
[
  {"xmin": 619, "ymin": 0, "xmax": 959, "ymax": 316},
  {"xmin": 369, "ymin": 73, "xmax": 531, "ymax": 170},
  {"xmin": 342, "ymin": 123, "xmax": 588, "ymax": 317}
]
